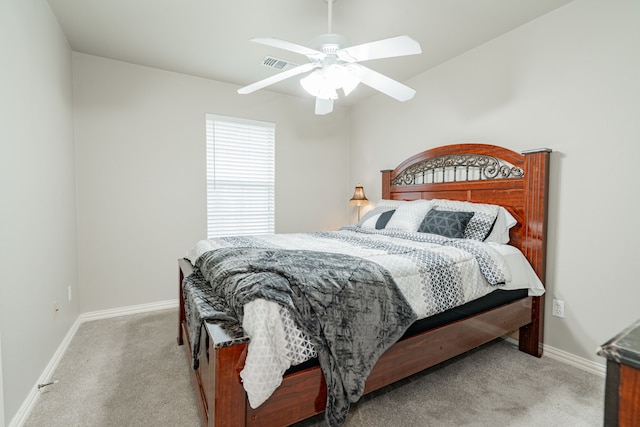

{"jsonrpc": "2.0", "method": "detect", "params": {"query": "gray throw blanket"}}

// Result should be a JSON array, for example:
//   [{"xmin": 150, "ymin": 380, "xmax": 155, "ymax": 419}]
[
  {"xmin": 182, "ymin": 268, "xmax": 238, "ymax": 370},
  {"xmin": 195, "ymin": 247, "xmax": 417, "ymax": 427}
]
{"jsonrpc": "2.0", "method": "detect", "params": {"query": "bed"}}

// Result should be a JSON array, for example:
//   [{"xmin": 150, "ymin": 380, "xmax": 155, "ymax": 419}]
[{"xmin": 177, "ymin": 143, "xmax": 551, "ymax": 427}]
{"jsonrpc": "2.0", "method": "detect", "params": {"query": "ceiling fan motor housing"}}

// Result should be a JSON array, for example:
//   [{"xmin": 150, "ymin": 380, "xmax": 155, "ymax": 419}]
[{"xmin": 308, "ymin": 33, "xmax": 351, "ymax": 55}]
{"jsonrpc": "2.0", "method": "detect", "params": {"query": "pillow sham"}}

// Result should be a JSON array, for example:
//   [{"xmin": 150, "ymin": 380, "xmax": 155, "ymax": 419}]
[
  {"xmin": 384, "ymin": 199, "xmax": 433, "ymax": 232},
  {"xmin": 376, "ymin": 199, "xmax": 408, "ymax": 209},
  {"xmin": 431, "ymin": 199, "xmax": 499, "ymax": 241},
  {"xmin": 358, "ymin": 209, "xmax": 395, "ymax": 230},
  {"xmin": 484, "ymin": 207, "xmax": 518, "ymax": 244},
  {"xmin": 375, "ymin": 209, "xmax": 396, "ymax": 229},
  {"xmin": 418, "ymin": 209, "xmax": 474, "ymax": 238},
  {"xmin": 360, "ymin": 209, "xmax": 397, "ymax": 230},
  {"xmin": 356, "ymin": 206, "xmax": 394, "ymax": 228}
]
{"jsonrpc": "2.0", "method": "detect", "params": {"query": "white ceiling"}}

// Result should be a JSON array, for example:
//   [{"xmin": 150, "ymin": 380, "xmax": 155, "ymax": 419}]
[{"xmin": 47, "ymin": 0, "xmax": 573, "ymax": 105}]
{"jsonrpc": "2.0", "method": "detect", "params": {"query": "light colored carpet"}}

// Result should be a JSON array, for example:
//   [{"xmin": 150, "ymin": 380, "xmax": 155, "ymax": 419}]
[
  {"xmin": 25, "ymin": 309, "xmax": 200, "ymax": 427},
  {"xmin": 25, "ymin": 309, "xmax": 605, "ymax": 427},
  {"xmin": 295, "ymin": 339, "xmax": 605, "ymax": 426}
]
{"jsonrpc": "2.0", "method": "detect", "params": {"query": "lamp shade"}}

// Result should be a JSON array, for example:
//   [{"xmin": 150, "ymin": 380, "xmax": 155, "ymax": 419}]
[{"xmin": 349, "ymin": 185, "xmax": 369, "ymax": 206}]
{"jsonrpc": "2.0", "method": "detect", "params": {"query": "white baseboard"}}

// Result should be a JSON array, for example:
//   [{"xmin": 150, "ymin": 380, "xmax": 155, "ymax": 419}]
[
  {"xmin": 78, "ymin": 299, "xmax": 178, "ymax": 322},
  {"xmin": 8, "ymin": 317, "xmax": 82, "ymax": 427},
  {"xmin": 502, "ymin": 336, "xmax": 606, "ymax": 377},
  {"xmin": 9, "ymin": 299, "xmax": 179, "ymax": 427},
  {"xmin": 543, "ymin": 343, "xmax": 606, "ymax": 377}
]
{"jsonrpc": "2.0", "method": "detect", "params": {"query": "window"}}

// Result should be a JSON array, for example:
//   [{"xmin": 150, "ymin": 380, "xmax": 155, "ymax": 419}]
[{"xmin": 205, "ymin": 114, "xmax": 275, "ymax": 238}]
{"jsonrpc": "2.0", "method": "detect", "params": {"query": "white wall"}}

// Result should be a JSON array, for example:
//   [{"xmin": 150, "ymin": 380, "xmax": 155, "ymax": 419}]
[
  {"xmin": 72, "ymin": 54, "xmax": 351, "ymax": 313},
  {"xmin": 0, "ymin": 332, "xmax": 4, "ymax": 427},
  {"xmin": 350, "ymin": 0, "xmax": 640, "ymax": 365},
  {"xmin": 0, "ymin": 1, "xmax": 79, "ymax": 424}
]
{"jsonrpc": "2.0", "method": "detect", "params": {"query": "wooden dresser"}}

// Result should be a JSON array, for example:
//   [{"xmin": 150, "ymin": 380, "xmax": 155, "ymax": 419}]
[{"xmin": 598, "ymin": 319, "xmax": 640, "ymax": 426}]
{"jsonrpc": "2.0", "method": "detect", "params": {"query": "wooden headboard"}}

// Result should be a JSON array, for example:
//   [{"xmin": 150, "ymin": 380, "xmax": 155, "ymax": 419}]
[{"xmin": 382, "ymin": 143, "xmax": 551, "ymax": 283}]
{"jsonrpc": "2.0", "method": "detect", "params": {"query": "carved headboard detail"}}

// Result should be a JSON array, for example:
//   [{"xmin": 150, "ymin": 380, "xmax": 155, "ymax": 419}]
[{"xmin": 391, "ymin": 153, "xmax": 524, "ymax": 186}]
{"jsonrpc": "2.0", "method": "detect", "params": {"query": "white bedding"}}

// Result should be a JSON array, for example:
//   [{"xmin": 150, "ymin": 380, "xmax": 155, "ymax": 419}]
[{"xmin": 185, "ymin": 230, "xmax": 544, "ymax": 408}]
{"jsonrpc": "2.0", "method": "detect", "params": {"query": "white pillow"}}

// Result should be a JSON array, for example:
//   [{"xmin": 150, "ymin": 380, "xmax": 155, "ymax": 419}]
[
  {"xmin": 375, "ymin": 198, "xmax": 516, "ymax": 242},
  {"xmin": 484, "ymin": 207, "xmax": 518, "ymax": 244},
  {"xmin": 376, "ymin": 199, "xmax": 408, "ymax": 209},
  {"xmin": 384, "ymin": 199, "xmax": 433, "ymax": 232},
  {"xmin": 360, "ymin": 213, "xmax": 382, "ymax": 229},
  {"xmin": 356, "ymin": 206, "xmax": 394, "ymax": 228}
]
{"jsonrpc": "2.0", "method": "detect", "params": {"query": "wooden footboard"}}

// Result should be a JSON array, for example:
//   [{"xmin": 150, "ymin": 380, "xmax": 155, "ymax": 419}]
[
  {"xmin": 179, "ymin": 262, "xmax": 249, "ymax": 426},
  {"xmin": 181, "ymin": 320, "xmax": 247, "ymax": 427},
  {"xmin": 179, "ymin": 267, "xmax": 535, "ymax": 427},
  {"xmin": 248, "ymin": 297, "xmax": 534, "ymax": 426}
]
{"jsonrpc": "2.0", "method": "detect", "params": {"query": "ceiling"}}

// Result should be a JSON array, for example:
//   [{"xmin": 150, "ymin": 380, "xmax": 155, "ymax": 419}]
[{"xmin": 47, "ymin": 0, "xmax": 573, "ymax": 106}]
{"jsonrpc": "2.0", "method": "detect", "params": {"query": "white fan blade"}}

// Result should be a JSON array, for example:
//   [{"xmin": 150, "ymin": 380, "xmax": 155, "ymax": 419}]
[
  {"xmin": 356, "ymin": 65, "xmax": 416, "ymax": 102},
  {"xmin": 315, "ymin": 97, "xmax": 334, "ymax": 115},
  {"xmin": 250, "ymin": 37, "xmax": 324, "ymax": 59},
  {"xmin": 238, "ymin": 63, "xmax": 318, "ymax": 95},
  {"xmin": 339, "ymin": 35, "xmax": 421, "ymax": 62}
]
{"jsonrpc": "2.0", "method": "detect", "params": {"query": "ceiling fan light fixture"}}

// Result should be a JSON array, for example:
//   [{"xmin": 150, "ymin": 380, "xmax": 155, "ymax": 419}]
[
  {"xmin": 237, "ymin": 0, "xmax": 421, "ymax": 114},
  {"xmin": 300, "ymin": 67, "xmax": 336, "ymax": 99},
  {"xmin": 300, "ymin": 64, "xmax": 360, "ymax": 100},
  {"xmin": 341, "ymin": 66, "xmax": 361, "ymax": 96},
  {"xmin": 300, "ymin": 69, "xmax": 328, "ymax": 98}
]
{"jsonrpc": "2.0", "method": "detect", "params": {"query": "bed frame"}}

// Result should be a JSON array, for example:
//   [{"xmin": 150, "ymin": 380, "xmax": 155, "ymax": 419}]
[{"xmin": 177, "ymin": 143, "xmax": 551, "ymax": 426}]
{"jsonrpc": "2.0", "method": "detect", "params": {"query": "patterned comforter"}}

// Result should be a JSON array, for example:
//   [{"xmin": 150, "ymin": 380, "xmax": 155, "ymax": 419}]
[{"xmin": 183, "ymin": 227, "xmax": 513, "ymax": 425}]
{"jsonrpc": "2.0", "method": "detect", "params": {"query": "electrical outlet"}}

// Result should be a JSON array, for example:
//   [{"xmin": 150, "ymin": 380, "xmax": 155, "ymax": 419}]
[{"xmin": 552, "ymin": 299, "xmax": 565, "ymax": 318}]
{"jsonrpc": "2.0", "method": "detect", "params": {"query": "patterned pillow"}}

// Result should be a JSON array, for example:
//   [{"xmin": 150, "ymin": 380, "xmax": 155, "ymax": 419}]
[
  {"xmin": 431, "ymin": 199, "xmax": 500, "ymax": 241},
  {"xmin": 384, "ymin": 200, "xmax": 434, "ymax": 232},
  {"xmin": 359, "ymin": 209, "xmax": 396, "ymax": 230},
  {"xmin": 375, "ymin": 210, "xmax": 395, "ymax": 229},
  {"xmin": 357, "ymin": 206, "xmax": 394, "ymax": 227},
  {"xmin": 377, "ymin": 199, "xmax": 408, "ymax": 209},
  {"xmin": 418, "ymin": 209, "xmax": 474, "ymax": 238}
]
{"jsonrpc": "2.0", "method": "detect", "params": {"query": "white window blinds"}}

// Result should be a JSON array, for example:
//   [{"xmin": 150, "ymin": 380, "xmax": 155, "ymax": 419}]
[{"xmin": 205, "ymin": 114, "xmax": 275, "ymax": 238}]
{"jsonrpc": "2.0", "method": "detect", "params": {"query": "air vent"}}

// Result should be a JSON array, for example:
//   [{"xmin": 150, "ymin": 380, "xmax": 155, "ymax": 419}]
[{"xmin": 261, "ymin": 56, "xmax": 298, "ymax": 71}]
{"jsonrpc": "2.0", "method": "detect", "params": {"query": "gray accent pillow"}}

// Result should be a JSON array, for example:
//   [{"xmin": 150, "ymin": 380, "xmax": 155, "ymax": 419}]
[
  {"xmin": 418, "ymin": 209, "xmax": 475, "ymax": 238},
  {"xmin": 431, "ymin": 199, "xmax": 500, "ymax": 241},
  {"xmin": 375, "ymin": 210, "xmax": 396, "ymax": 229},
  {"xmin": 356, "ymin": 206, "xmax": 395, "ymax": 227}
]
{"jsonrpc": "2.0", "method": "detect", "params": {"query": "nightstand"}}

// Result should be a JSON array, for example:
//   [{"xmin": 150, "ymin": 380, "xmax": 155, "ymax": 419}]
[{"xmin": 598, "ymin": 319, "xmax": 640, "ymax": 426}]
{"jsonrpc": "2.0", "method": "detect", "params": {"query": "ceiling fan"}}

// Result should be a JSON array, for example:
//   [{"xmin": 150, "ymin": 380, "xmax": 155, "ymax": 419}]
[{"xmin": 237, "ymin": 0, "xmax": 422, "ymax": 115}]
